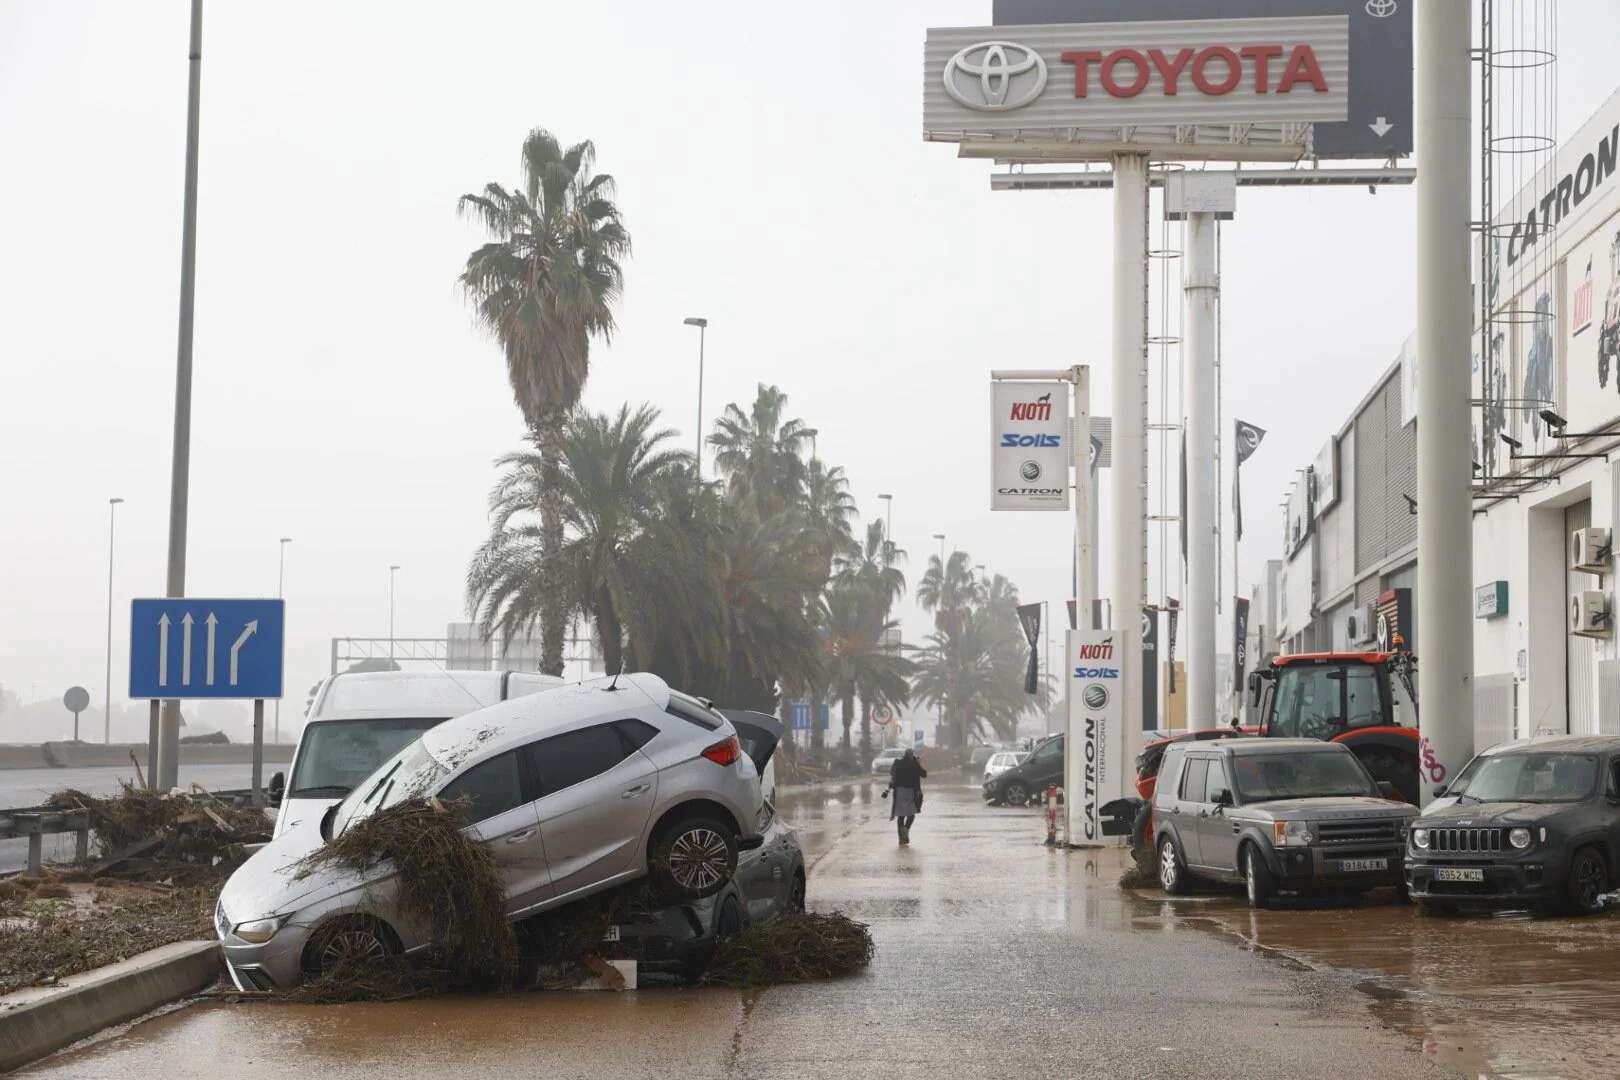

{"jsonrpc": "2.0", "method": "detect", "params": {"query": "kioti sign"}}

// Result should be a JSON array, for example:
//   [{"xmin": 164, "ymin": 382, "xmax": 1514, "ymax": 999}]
[
  {"xmin": 992, "ymin": 380, "xmax": 1070, "ymax": 511},
  {"xmin": 1067, "ymin": 629, "xmax": 1126, "ymax": 846}
]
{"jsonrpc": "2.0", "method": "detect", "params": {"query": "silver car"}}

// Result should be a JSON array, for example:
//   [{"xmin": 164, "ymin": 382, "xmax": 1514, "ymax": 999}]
[{"xmin": 216, "ymin": 673, "xmax": 776, "ymax": 989}]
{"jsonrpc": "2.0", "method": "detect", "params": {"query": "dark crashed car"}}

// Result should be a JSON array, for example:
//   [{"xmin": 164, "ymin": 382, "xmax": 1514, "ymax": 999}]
[{"xmin": 1407, "ymin": 735, "xmax": 1620, "ymax": 915}]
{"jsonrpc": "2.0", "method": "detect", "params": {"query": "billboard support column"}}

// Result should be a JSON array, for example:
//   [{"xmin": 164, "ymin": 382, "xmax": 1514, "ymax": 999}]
[
  {"xmin": 1184, "ymin": 211, "xmax": 1220, "ymax": 731},
  {"xmin": 1416, "ymin": 0, "xmax": 1474, "ymax": 803},
  {"xmin": 1073, "ymin": 365, "xmax": 1095, "ymax": 628},
  {"xmin": 1111, "ymin": 153, "xmax": 1149, "ymax": 758}
]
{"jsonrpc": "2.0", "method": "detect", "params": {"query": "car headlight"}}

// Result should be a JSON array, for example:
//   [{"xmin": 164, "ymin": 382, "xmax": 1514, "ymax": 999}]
[
  {"xmin": 1411, "ymin": 827, "xmax": 1430, "ymax": 850},
  {"xmin": 231, "ymin": 916, "xmax": 286, "ymax": 944},
  {"xmin": 1272, "ymin": 820, "xmax": 1315, "ymax": 846},
  {"xmin": 1508, "ymin": 827, "xmax": 1533, "ymax": 850}
]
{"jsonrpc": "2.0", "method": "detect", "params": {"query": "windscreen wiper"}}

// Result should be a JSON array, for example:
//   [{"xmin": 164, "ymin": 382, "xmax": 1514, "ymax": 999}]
[{"xmin": 290, "ymin": 785, "xmax": 352, "ymax": 798}]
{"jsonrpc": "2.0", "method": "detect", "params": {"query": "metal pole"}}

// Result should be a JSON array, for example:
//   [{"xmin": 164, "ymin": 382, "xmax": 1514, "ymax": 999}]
[
  {"xmin": 276, "ymin": 537, "xmax": 289, "ymax": 743},
  {"xmin": 1073, "ymin": 366, "xmax": 1095, "ymax": 625},
  {"xmin": 1184, "ymin": 212, "xmax": 1219, "ymax": 731},
  {"xmin": 1416, "ymin": 0, "xmax": 1475, "ymax": 803},
  {"xmin": 104, "ymin": 498, "xmax": 123, "ymax": 745},
  {"xmin": 251, "ymin": 699, "xmax": 264, "ymax": 807},
  {"xmin": 389, "ymin": 565, "xmax": 400, "ymax": 659},
  {"xmin": 157, "ymin": 0, "xmax": 204, "ymax": 793},
  {"xmin": 1111, "ymin": 153, "xmax": 1150, "ymax": 759},
  {"xmin": 696, "ymin": 323, "xmax": 705, "ymax": 477},
  {"xmin": 147, "ymin": 700, "xmax": 160, "ymax": 790}
]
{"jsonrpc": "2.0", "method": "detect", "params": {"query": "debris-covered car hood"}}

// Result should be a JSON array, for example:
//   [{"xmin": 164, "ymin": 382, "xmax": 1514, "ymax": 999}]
[
  {"xmin": 1238, "ymin": 796, "xmax": 1419, "ymax": 822},
  {"xmin": 218, "ymin": 807, "xmax": 387, "ymax": 923}
]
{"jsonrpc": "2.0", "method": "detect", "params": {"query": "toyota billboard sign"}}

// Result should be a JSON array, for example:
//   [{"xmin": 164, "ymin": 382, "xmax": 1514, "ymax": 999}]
[
  {"xmin": 926, "ymin": 1, "xmax": 1411, "ymax": 160},
  {"xmin": 992, "ymin": 380, "xmax": 1069, "ymax": 511}
]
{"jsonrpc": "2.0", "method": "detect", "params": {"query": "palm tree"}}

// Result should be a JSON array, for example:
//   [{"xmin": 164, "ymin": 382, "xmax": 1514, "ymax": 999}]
[
  {"xmin": 801, "ymin": 458, "xmax": 857, "ymax": 583},
  {"xmin": 708, "ymin": 385, "xmax": 816, "ymax": 519},
  {"xmin": 834, "ymin": 520, "xmax": 907, "ymax": 618},
  {"xmin": 825, "ymin": 581, "xmax": 915, "ymax": 755},
  {"xmin": 458, "ymin": 129, "xmax": 630, "ymax": 674},
  {"xmin": 917, "ymin": 550, "xmax": 982, "ymax": 633}
]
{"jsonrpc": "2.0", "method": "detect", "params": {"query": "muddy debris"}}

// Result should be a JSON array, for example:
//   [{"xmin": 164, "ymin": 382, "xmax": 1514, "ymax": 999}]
[
  {"xmin": 702, "ymin": 911, "xmax": 875, "ymax": 988},
  {"xmin": 0, "ymin": 881, "xmax": 214, "ymax": 994},
  {"xmin": 44, "ymin": 785, "xmax": 271, "ymax": 881}
]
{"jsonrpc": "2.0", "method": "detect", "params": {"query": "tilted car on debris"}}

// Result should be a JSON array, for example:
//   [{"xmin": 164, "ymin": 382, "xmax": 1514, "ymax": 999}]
[
  {"xmin": 1406, "ymin": 734, "xmax": 1620, "ymax": 916},
  {"xmin": 216, "ymin": 673, "xmax": 781, "ymax": 989},
  {"xmin": 1154, "ymin": 739, "xmax": 1417, "ymax": 907}
]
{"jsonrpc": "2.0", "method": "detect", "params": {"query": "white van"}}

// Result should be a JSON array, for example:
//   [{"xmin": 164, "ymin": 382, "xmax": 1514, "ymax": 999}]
[{"xmin": 270, "ymin": 669, "xmax": 561, "ymax": 837}]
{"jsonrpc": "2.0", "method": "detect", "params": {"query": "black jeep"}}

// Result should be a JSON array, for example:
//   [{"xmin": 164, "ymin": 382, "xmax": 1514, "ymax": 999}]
[{"xmin": 1406, "ymin": 735, "xmax": 1620, "ymax": 915}]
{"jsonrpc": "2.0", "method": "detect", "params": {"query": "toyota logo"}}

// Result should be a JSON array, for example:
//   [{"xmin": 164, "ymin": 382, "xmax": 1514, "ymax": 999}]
[
  {"xmin": 942, "ymin": 41, "xmax": 1047, "ymax": 112},
  {"xmin": 1082, "ymin": 684, "xmax": 1109, "ymax": 711},
  {"xmin": 1365, "ymin": 0, "xmax": 1397, "ymax": 16},
  {"xmin": 1020, "ymin": 460, "xmax": 1042, "ymax": 481}
]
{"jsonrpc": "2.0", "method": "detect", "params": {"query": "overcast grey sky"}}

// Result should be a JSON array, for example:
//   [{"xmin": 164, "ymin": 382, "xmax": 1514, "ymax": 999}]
[{"xmin": 4, "ymin": 1, "xmax": 1619, "ymax": 739}]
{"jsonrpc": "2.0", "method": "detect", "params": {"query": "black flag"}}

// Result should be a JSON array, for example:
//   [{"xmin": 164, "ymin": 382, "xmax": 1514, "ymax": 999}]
[
  {"xmin": 1233, "ymin": 596, "xmax": 1251, "ymax": 689},
  {"xmin": 1233, "ymin": 420, "xmax": 1267, "ymax": 541},
  {"xmin": 1017, "ymin": 603, "xmax": 1042, "ymax": 695},
  {"xmin": 1166, "ymin": 598, "xmax": 1180, "ymax": 695}
]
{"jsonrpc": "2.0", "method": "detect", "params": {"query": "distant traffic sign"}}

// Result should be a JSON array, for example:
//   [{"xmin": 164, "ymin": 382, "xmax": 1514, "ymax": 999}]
[{"xmin": 129, "ymin": 598, "xmax": 285, "ymax": 700}]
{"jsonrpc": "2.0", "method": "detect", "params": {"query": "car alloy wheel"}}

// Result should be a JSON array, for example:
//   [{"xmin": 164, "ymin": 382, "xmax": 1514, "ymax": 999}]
[
  {"xmin": 1003, "ymin": 782, "xmax": 1029, "ymax": 806},
  {"xmin": 1246, "ymin": 858, "xmax": 1259, "ymax": 904},
  {"xmin": 1570, "ymin": 849, "xmax": 1607, "ymax": 914},
  {"xmin": 317, "ymin": 925, "xmax": 388, "ymax": 972},
  {"xmin": 1159, "ymin": 839, "xmax": 1183, "ymax": 894},
  {"xmin": 668, "ymin": 826, "xmax": 732, "ymax": 894}
]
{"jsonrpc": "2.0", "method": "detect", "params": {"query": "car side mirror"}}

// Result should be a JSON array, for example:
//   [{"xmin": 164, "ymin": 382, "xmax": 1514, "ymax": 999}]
[
  {"xmin": 1376, "ymin": 781, "xmax": 1398, "ymax": 800},
  {"xmin": 1432, "ymin": 784, "xmax": 1448, "ymax": 800},
  {"xmin": 1214, "ymin": 789, "xmax": 1233, "ymax": 808},
  {"xmin": 268, "ymin": 771, "xmax": 285, "ymax": 804},
  {"xmin": 1247, "ymin": 671, "xmax": 1263, "ymax": 706}
]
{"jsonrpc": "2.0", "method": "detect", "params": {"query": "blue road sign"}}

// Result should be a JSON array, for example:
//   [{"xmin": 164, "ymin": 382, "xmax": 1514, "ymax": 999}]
[
  {"xmin": 129, "ymin": 598, "xmax": 285, "ymax": 700},
  {"xmin": 788, "ymin": 703, "xmax": 831, "ymax": 731}
]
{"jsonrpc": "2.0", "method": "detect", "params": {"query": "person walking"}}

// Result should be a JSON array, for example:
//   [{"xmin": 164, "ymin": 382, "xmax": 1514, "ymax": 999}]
[{"xmin": 888, "ymin": 748, "xmax": 926, "ymax": 845}]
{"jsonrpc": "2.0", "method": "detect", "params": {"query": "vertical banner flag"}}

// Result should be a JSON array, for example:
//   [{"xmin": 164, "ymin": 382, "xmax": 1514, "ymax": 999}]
[
  {"xmin": 1166, "ymin": 598, "xmax": 1181, "ymax": 694},
  {"xmin": 1067, "ymin": 629, "xmax": 1125, "ymax": 846},
  {"xmin": 1141, "ymin": 607, "xmax": 1159, "ymax": 732},
  {"xmin": 1233, "ymin": 596, "xmax": 1251, "ymax": 705},
  {"xmin": 1178, "ymin": 429, "xmax": 1188, "ymax": 571},
  {"xmin": 1234, "ymin": 420, "xmax": 1267, "ymax": 541},
  {"xmin": 1017, "ymin": 602, "xmax": 1042, "ymax": 695},
  {"xmin": 992, "ymin": 381, "xmax": 1070, "ymax": 511}
]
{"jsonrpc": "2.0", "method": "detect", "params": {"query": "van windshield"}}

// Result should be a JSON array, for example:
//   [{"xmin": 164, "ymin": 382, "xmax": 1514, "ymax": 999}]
[
  {"xmin": 331, "ymin": 739, "xmax": 449, "ymax": 836},
  {"xmin": 290, "ymin": 717, "xmax": 447, "ymax": 798}
]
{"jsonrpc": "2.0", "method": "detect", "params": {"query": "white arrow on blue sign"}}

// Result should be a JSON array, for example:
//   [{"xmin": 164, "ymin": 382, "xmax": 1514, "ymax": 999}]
[{"xmin": 130, "ymin": 598, "xmax": 285, "ymax": 700}]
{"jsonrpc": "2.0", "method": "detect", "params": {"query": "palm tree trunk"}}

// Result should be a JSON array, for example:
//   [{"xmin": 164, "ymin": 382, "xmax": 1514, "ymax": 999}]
[
  {"xmin": 859, "ymin": 702, "xmax": 872, "ymax": 759},
  {"xmin": 595, "ymin": 586, "xmax": 622, "ymax": 675},
  {"xmin": 535, "ymin": 418, "xmax": 567, "ymax": 676},
  {"xmin": 810, "ymin": 691, "xmax": 825, "ymax": 752},
  {"xmin": 840, "ymin": 693, "xmax": 854, "ymax": 749}
]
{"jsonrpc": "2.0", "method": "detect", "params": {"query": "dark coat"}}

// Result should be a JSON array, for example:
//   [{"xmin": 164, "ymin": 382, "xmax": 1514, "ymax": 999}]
[{"xmin": 889, "ymin": 754, "xmax": 927, "ymax": 791}]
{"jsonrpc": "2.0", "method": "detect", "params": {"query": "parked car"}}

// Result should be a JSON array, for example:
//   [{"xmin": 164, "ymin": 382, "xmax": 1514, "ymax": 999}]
[
  {"xmin": 871, "ymin": 747, "xmax": 906, "ymax": 775},
  {"xmin": 982, "ymin": 751, "xmax": 1026, "ymax": 785},
  {"xmin": 271, "ymin": 669, "xmax": 562, "ymax": 837},
  {"xmin": 216, "ymin": 673, "xmax": 778, "ymax": 990},
  {"xmin": 622, "ymin": 793, "xmax": 805, "ymax": 982},
  {"xmin": 1154, "ymin": 739, "xmax": 1417, "ymax": 907},
  {"xmin": 963, "ymin": 744, "xmax": 998, "ymax": 776},
  {"xmin": 984, "ymin": 734, "xmax": 1063, "ymax": 806},
  {"xmin": 1406, "ymin": 735, "xmax": 1620, "ymax": 916}
]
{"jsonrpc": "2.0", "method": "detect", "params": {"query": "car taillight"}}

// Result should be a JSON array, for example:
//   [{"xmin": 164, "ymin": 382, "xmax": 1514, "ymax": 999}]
[{"xmin": 702, "ymin": 735, "xmax": 741, "ymax": 767}]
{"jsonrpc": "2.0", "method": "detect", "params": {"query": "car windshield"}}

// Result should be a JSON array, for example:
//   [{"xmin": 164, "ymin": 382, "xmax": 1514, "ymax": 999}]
[
  {"xmin": 1231, "ymin": 752, "xmax": 1374, "ymax": 802},
  {"xmin": 289, "ymin": 717, "xmax": 446, "ymax": 798},
  {"xmin": 1449, "ymin": 753, "xmax": 1598, "ymax": 803},
  {"xmin": 330, "ymin": 738, "xmax": 449, "ymax": 836}
]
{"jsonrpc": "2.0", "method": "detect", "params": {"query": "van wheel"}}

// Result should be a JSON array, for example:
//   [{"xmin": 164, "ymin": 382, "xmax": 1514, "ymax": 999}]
[
  {"xmin": 651, "ymin": 814, "xmax": 738, "ymax": 900},
  {"xmin": 1243, "ymin": 845, "xmax": 1274, "ymax": 909},
  {"xmin": 1159, "ymin": 837, "xmax": 1189, "ymax": 895},
  {"xmin": 1562, "ymin": 847, "xmax": 1608, "ymax": 915},
  {"xmin": 1002, "ymin": 782, "xmax": 1030, "ymax": 806}
]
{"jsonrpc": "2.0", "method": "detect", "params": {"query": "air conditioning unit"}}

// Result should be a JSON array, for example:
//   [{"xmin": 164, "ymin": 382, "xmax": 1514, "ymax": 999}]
[
  {"xmin": 1571, "ymin": 591, "xmax": 1612, "ymax": 638},
  {"xmin": 1346, "ymin": 604, "xmax": 1376, "ymax": 645},
  {"xmin": 1570, "ymin": 527, "xmax": 1612, "ymax": 574}
]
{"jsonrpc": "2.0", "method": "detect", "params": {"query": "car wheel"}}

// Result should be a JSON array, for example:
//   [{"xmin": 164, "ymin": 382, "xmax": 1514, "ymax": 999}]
[
  {"xmin": 1243, "ymin": 845, "xmax": 1274, "ymax": 909},
  {"xmin": 304, "ymin": 916, "xmax": 397, "ymax": 977},
  {"xmin": 1158, "ymin": 837, "xmax": 1189, "ymax": 895},
  {"xmin": 789, "ymin": 870, "xmax": 807, "ymax": 914},
  {"xmin": 1563, "ymin": 846, "xmax": 1608, "ymax": 916},
  {"xmin": 1002, "ymin": 781, "xmax": 1030, "ymax": 807},
  {"xmin": 651, "ymin": 814, "xmax": 739, "ymax": 901}
]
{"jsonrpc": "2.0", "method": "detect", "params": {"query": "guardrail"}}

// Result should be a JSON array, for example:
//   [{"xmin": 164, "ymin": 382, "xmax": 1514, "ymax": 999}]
[{"xmin": 0, "ymin": 808, "xmax": 90, "ymax": 874}]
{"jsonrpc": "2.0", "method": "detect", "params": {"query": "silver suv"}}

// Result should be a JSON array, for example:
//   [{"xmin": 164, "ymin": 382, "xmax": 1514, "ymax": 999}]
[
  {"xmin": 1153, "ymin": 739, "xmax": 1417, "ymax": 907},
  {"xmin": 216, "ymin": 673, "xmax": 776, "ymax": 990}
]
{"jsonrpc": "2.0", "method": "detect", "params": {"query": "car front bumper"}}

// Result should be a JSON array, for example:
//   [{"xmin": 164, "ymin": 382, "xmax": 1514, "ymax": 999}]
[
  {"xmin": 1405, "ymin": 852, "xmax": 1568, "ymax": 905},
  {"xmin": 1265, "ymin": 843, "xmax": 1408, "ymax": 890},
  {"xmin": 221, "ymin": 928, "xmax": 310, "ymax": 991}
]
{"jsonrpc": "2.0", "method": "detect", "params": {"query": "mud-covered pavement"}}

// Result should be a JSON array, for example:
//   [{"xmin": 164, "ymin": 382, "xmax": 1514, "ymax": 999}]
[{"xmin": 22, "ymin": 779, "xmax": 1616, "ymax": 1078}]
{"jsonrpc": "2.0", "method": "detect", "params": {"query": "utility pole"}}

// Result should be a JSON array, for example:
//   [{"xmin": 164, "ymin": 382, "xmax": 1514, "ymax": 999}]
[
  {"xmin": 684, "ymin": 317, "xmax": 708, "ymax": 479},
  {"xmin": 1415, "ymin": 0, "xmax": 1475, "ymax": 801},
  {"xmin": 878, "ymin": 493, "xmax": 893, "ymax": 563},
  {"xmin": 1111, "ymin": 152, "xmax": 1150, "ymax": 764},
  {"xmin": 104, "ymin": 497, "xmax": 123, "ymax": 745},
  {"xmin": 389, "ymin": 565, "xmax": 400, "ymax": 661},
  {"xmin": 156, "ymin": 0, "xmax": 205, "ymax": 791}
]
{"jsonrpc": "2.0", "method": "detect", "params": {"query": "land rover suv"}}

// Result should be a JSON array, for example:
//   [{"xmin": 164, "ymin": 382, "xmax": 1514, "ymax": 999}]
[
  {"xmin": 1153, "ymin": 739, "xmax": 1417, "ymax": 907},
  {"xmin": 1406, "ymin": 735, "xmax": 1620, "ymax": 915}
]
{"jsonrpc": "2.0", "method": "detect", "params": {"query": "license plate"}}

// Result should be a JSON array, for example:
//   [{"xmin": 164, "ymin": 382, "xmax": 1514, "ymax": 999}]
[
  {"xmin": 1434, "ymin": 867, "xmax": 1485, "ymax": 883},
  {"xmin": 1336, "ymin": 858, "xmax": 1387, "ymax": 873}
]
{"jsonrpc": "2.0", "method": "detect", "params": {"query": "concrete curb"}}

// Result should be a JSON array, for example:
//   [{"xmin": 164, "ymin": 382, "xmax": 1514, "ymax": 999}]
[{"xmin": 0, "ymin": 940, "xmax": 219, "ymax": 1073}]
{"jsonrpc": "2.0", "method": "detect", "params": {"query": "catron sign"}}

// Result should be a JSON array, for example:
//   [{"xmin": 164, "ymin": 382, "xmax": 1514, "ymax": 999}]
[
  {"xmin": 992, "ymin": 380, "xmax": 1069, "ymax": 511},
  {"xmin": 926, "ymin": 17, "xmax": 1349, "ymax": 136},
  {"xmin": 1067, "ymin": 629, "xmax": 1126, "ymax": 846}
]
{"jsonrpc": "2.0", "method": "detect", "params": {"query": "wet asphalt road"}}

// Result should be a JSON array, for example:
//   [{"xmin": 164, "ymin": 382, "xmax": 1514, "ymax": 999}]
[{"xmin": 26, "ymin": 779, "xmax": 1595, "ymax": 1079}]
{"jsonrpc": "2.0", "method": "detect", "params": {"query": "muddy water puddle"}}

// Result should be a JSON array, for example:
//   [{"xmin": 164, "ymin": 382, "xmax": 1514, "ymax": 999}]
[{"xmin": 1136, "ymin": 881, "xmax": 1620, "ymax": 1078}]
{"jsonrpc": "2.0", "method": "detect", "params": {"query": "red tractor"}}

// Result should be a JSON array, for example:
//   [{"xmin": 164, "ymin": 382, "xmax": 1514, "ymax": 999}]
[{"xmin": 1245, "ymin": 648, "xmax": 1420, "ymax": 804}]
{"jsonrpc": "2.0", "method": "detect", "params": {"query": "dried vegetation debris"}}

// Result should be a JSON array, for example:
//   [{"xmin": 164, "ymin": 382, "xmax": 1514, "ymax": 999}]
[
  {"xmin": 44, "ymin": 785, "xmax": 271, "ymax": 877},
  {"xmin": 702, "ymin": 911, "xmax": 875, "ymax": 988}
]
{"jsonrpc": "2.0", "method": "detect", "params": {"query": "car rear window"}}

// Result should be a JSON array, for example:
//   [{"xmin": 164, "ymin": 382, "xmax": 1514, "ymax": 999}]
[
  {"xmin": 1179, "ymin": 758, "xmax": 1209, "ymax": 802},
  {"xmin": 527, "ymin": 723, "xmax": 633, "ymax": 796}
]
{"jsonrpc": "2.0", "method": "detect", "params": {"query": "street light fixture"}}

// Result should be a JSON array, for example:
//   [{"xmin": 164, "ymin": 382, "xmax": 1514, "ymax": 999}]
[
  {"xmin": 684, "ymin": 317, "xmax": 708, "ymax": 479},
  {"xmin": 104, "ymin": 498, "xmax": 124, "ymax": 745},
  {"xmin": 932, "ymin": 533, "xmax": 946, "ymax": 567},
  {"xmin": 275, "ymin": 538, "xmax": 291, "ymax": 743}
]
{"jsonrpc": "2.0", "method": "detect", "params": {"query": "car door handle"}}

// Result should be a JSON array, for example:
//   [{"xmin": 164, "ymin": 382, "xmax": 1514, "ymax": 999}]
[
  {"xmin": 1231, "ymin": 823, "xmax": 1241, "ymax": 834},
  {"xmin": 504, "ymin": 829, "xmax": 536, "ymax": 844},
  {"xmin": 621, "ymin": 784, "xmax": 652, "ymax": 799}
]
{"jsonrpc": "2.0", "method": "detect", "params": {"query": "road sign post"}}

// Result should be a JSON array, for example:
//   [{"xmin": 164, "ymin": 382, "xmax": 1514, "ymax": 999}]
[
  {"xmin": 63, "ymin": 687, "xmax": 89, "ymax": 742},
  {"xmin": 252, "ymin": 698, "xmax": 264, "ymax": 808}
]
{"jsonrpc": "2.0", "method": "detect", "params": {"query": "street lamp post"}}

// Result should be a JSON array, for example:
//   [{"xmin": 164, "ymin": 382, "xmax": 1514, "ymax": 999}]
[
  {"xmin": 684, "ymin": 317, "xmax": 708, "ymax": 478},
  {"xmin": 931, "ymin": 532, "xmax": 946, "ymax": 747},
  {"xmin": 389, "ymin": 565, "xmax": 400, "ymax": 660},
  {"xmin": 104, "ymin": 497, "xmax": 124, "ymax": 745},
  {"xmin": 878, "ymin": 494, "xmax": 893, "ymax": 562},
  {"xmin": 275, "ymin": 537, "xmax": 291, "ymax": 743}
]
